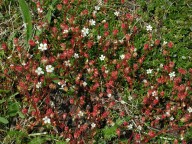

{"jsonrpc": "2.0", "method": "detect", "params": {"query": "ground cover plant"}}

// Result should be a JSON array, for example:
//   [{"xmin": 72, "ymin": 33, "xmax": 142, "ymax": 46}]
[{"xmin": 0, "ymin": 0, "xmax": 192, "ymax": 143}]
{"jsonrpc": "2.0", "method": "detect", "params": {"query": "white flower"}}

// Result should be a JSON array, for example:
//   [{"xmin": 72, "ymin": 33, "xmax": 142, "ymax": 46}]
[
  {"xmin": 152, "ymin": 91, "xmax": 157, "ymax": 96},
  {"xmin": 65, "ymin": 138, "xmax": 70, "ymax": 142},
  {"xmin": 170, "ymin": 116, "xmax": 174, "ymax": 121},
  {"xmin": 166, "ymin": 111, "xmax": 170, "ymax": 116},
  {"xmin": 63, "ymin": 29, "xmax": 69, "ymax": 34},
  {"xmin": 143, "ymin": 79, "xmax": 147, "ymax": 83},
  {"xmin": 97, "ymin": 35, "xmax": 101, "ymax": 40},
  {"xmin": 160, "ymin": 63, "xmax": 164, "ymax": 68},
  {"xmin": 78, "ymin": 111, "xmax": 84, "ymax": 117},
  {"xmin": 81, "ymin": 27, "xmax": 89, "ymax": 37},
  {"xmin": 21, "ymin": 61, "xmax": 26, "ymax": 66},
  {"xmin": 105, "ymin": 70, "xmax": 109, "ymax": 73},
  {"xmin": 169, "ymin": 71, "xmax": 175, "ymax": 79},
  {"xmin": 35, "ymin": 67, "xmax": 44, "ymax": 75},
  {"xmin": 127, "ymin": 124, "xmax": 133, "ymax": 130},
  {"xmin": 36, "ymin": 82, "xmax": 42, "ymax": 88},
  {"xmin": 114, "ymin": 11, "xmax": 120, "ymax": 16},
  {"xmin": 128, "ymin": 96, "xmax": 132, "ymax": 101},
  {"xmin": 82, "ymin": 81, "xmax": 87, "ymax": 87},
  {"xmin": 65, "ymin": 60, "xmax": 71, "ymax": 67},
  {"xmin": 99, "ymin": 55, "xmax": 105, "ymax": 61},
  {"xmin": 74, "ymin": 53, "xmax": 79, "ymax": 59},
  {"xmin": 89, "ymin": 19, "xmax": 96, "ymax": 26},
  {"xmin": 87, "ymin": 68, "xmax": 91, "ymax": 73},
  {"xmin": 95, "ymin": 6, "xmax": 100, "ymax": 11},
  {"xmin": 146, "ymin": 25, "xmax": 152, "ymax": 31},
  {"xmin": 43, "ymin": 116, "xmax": 51, "ymax": 124},
  {"xmin": 146, "ymin": 69, "xmax": 153, "ymax": 74},
  {"xmin": 137, "ymin": 125, "xmax": 142, "ymax": 131},
  {"xmin": 46, "ymin": 65, "xmax": 54, "ymax": 73},
  {"xmin": 120, "ymin": 54, "xmax": 125, "ymax": 60},
  {"xmin": 107, "ymin": 93, "xmax": 112, "ymax": 98},
  {"xmin": 93, "ymin": 10, "xmax": 97, "ymax": 15},
  {"xmin": 187, "ymin": 107, "xmax": 192, "ymax": 113},
  {"xmin": 91, "ymin": 123, "xmax": 96, "ymax": 128},
  {"xmin": 37, "ymin": 8, "xmax": 43, "ymax": 13},
  {"xmin": 163, "ymin": 41, "xmax": 167, "ymax": 45},
  {"xmin": 38, "ymin": 43, "xmax": 47, "ymax": 51}
]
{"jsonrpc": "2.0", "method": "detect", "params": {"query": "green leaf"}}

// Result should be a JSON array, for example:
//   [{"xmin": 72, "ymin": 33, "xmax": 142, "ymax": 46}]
[
  {"xmin": 18, "ymin": 0, "xmax": 32, "ymax": 42},
  {"xmin": 45, "ymin": 0, "xmax": 59, "ymax": 24},
  {"xmin": 29, "ymin": 137, "xmax": 45, "ymax": 144},
  {"xmin": 0, "ymin": 99, "xmax": 6, "ymax": 104},
  {"xmin": 0, "ymin": 89, "xmax": 10, "ymax": 93},
  {"xmin": 8, "ymin": 102, "xmax": 20, "ymax": 116},
  {"xmin": 0, "ymin": 117, "xmax": 9, "ymax": 124},
  {"xmin": 18, "ymin": 111, "xmax": 25, "ymax": 119}
]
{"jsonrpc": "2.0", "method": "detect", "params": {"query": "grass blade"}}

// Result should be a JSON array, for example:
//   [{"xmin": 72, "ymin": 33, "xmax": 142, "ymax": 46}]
[{"xmin": 18, "ymin": 0, "xmax": 32, "ymax": 42}]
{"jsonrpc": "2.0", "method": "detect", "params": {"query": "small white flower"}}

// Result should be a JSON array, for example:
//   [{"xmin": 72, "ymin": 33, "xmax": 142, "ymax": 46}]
[
  {"xmin": 166, "ymin": 111, "xmax": 170, "ymax": 116},
  {"xmin": 35, "ymin": 67, "xmax": 44, "ymax": 75},
  {"xmin": 107, "ymin": 93, "xmax": 112, "ymax": 98},
  {"xmin": 46, "ymin": 65, "xmax": 54, "ymax": 73},
  {"xmin": 152, "ymin": 91, "xmax": 157, "ymax": 96},
  {"xmin": 146, "ymin": 25, "xmax": 152, "ymax": 31},
  {"xmin": 156, "ymin": 116, "xmax": 160, "ymax": 120},
  {"xmin": 101, "ymin": 19, "xmax": 106, "ymax": 23},
  {"xmin": 146, "ymin": 69, "xmax": 153, "ymax": 74},
  {"xmin": 63, "ymin": 29, "xmax": 69, "ymax": 34},
  {"xmin": 137, "ymin": 125, "xmax": 142, "ymax": 131},
  {"xmin": 105, "ymin": 70, "xmax": 109, "ymax": 73},
  {"xmin": 169, "ymin": 71, "xmax": 176, "ymax": 79},
  {"xmin": 81, "ymin": 27, "xmax": 89, "ymax": 37},
  {"xmin": 87, "ymin": 68, "xmax": 91, "ymax": 73},
  {"xmin": 187, "ymin": 107, "xmax": 192, "ymax": 113},
  {"xmin": 93, "ymin": 10, "xmax": 97, "ymax": 15},
  {"xmin": 89, "ymin": 19, "xmax": 96, "ymax": 26},
  {"xmin": 120, "ymin": 54, "xmax": 125, "ymax": 60},
  {"xmin": 127, "ymin": 124, "xmax": 133, "ymax": 130},
  {"xmin": 21, "ymin": 61, "xmax": 26, "ymax": 66},
  {"xmin": 95, "ymin": 6, "xmax": 100, "ymax": 11},
  {"xmin": 91, "ymin": 123, "xmax": 96, "ymax": 128},
  {"xmin": 97, "ymin": 35, "xmax": 101, "ymax": 40},
  {"xmin": 114, "ymin": 11, "xmax": 120, "ymax": 16},
  {"xmin": 36, "ymin": 82, "xmax": 42, "ymax": 88},
  {"xmin": 160, "ymin": 63, "xmax": 164, "ymax": 68},
  {"xmin": 99, "ymin": 55, "xmax": 105, "ymax": 61},
  {"xmin": 78, "ymin": 111, "xmax": 84, "ymax": 117},
  {"xmin": 143, "ymin": 79, "xmax": 147, "ymax": 83},
  {"xmin": 163, "ymin": 41, "xmax": 167, "ymax": 45},
  {"xmin": 170, "ymin": 116, "xmax": 174, "ymax": 121},
  {"xmin": 65, "ymin": 138, "xmax": 70, "ymax": 142},
  {"xmin": 38, "ymin": 43, "xmax": 47, "ymax": 51},
  {"xmin": 43, "ymin": 116, "xmax": 51, "ymax": 124},
  {"xmin": 128, "ymin": 96, "xmax": 132, "ymax": 101},
  {"xmin": 37, "ymin": 8, "xmax": 43, "ymax": 13},
  {"xmin": 65, "ymin": 60, "xmax": 71, "ymax": 67},
  {"xmin": 82, "ymin": 81, "xmax": 87, "ymax": 87},
  {"xmin": 74, "ymin": 53, "xmax": 79, "ymax": 59}
]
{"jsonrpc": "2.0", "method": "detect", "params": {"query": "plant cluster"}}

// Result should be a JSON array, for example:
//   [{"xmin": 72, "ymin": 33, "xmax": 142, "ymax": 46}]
[{"xmin": 0, "ymin": 0, "xmax": 192, "ymax": 143}]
